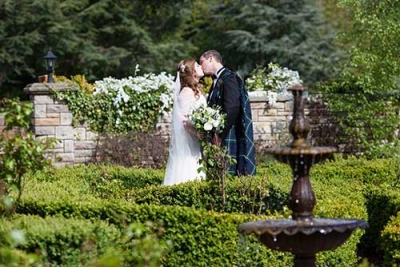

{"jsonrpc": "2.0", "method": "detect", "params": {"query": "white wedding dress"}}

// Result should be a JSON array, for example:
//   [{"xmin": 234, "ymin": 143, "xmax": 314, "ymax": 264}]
[{"xmin": 163, "ymin": 75, "xmax": 206, "ymax": 185}]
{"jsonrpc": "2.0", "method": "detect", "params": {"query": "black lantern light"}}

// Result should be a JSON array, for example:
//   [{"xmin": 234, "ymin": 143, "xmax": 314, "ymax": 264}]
[{"xmin": 43, "ymin": 50, "xmax": 57, "ymax": 83}]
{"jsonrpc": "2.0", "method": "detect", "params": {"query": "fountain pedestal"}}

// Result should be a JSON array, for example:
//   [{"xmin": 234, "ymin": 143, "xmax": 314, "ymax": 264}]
[{"xmin": 238, "ymin": 84, "xmax": 368, "ymax": 267}]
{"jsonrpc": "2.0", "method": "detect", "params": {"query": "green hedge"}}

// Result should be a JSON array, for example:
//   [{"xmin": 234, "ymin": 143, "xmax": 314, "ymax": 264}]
[
  {"xmin": 360, "ymin": 186, "xmax": 400, "ymax": 263},
  {"xmin": 16, "ymin": 194, "xmax": 363, "ymax": 266},
  {"xmin": 18, "ymin": 158, "xmax": 384, "ymax": 266},
  {"xmin": 310, "ymin": 156, "xmax": 400, "ymax": 185},
  {"xmin": 381, "ymin": 212, "xmax": 400, "ymax": 266},
  {"xmin": 27, "ymin": 164, "xmax": 164, "ymax": 200},
  {"xmin": 0, "ymin": 215, "xmax": 120, "ymax": 267},
  {"xmin": 125, "ymin": 176, "xmax": 289, "ymax": 216}
]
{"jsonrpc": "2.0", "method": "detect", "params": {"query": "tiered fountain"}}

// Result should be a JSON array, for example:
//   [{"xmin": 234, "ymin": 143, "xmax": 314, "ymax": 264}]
[{"xmin": 238, "ymin": 84, "xmax": 368, "ymax": 267}]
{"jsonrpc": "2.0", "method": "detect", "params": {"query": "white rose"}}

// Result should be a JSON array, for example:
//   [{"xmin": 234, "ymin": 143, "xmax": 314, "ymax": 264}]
[
  {"xmin": 212, "ymin": 120, "xmax": 219, "ymax": 128},
  {"xmin": 204, "ymin": 122, "xmax": 213, "ymax": 131}
]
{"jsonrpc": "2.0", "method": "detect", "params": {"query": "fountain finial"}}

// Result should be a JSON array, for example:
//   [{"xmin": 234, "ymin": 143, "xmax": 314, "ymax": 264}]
[{"xmin": 288, "ymin": 84, "xmax": 311, "ymax": 149}]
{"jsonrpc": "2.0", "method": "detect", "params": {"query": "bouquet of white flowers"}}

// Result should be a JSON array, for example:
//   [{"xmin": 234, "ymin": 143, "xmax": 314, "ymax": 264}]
[{"xmin": 189, "ymin": 104, "xmax": 226, "ymax": 137}]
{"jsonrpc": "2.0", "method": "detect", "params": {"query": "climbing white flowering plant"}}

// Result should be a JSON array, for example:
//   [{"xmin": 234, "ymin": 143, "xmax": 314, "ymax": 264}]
[
  {"xmin": 246, "ymin": 63, "xmax": 302, "ymax": 106},
  {"xmin": 53, "ymin": 65, "xmax": 175, "ymax": 134}
]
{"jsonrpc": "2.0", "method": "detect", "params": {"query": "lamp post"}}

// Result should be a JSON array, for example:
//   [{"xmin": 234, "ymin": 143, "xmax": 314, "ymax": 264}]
[{"xmin": 43, "ymin": 50, "xmax": 57, "ymax": 83}]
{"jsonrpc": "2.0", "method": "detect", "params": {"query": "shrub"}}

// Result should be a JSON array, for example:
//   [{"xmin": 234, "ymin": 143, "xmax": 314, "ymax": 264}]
[
  {"xmin": 0, "ymin": 98, "xmax": 55, "ymax": 216},
  {"xmin": 16, "ymin": 195, "xmax": 361, "ymax": 267},
  {"xmin": 381, "ymin": 212, "xmax": 400, "ymax": 266},
  {"xmin": 94, "ymin": 131, "xmax": 169, "ymax": 169},
  {"xmin": 0, "ymin": 215, "xmax": 172, "ymax": 267},
  {"xmin": 0, "ymin": 215, "xmax": 120, "ymax": 266},
  {"xmin": 360, "ymin": 186, "xmax": 400, "ymax": 263}
]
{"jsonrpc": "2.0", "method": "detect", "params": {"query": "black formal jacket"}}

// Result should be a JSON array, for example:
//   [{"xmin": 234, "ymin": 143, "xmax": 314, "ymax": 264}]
[{"xmin": 207, "ymin": 68, "xmax": 241, "ymax": 141}]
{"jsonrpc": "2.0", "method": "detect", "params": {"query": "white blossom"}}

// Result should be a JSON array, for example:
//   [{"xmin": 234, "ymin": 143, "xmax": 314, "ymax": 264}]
[
  {"xmin": 246, "ymin": 63, "xmax": 302, "ymax": 107},
  {"xmin": 92, "ymin": 68, "xmax": 175, "ymax": 115},
  {"xmin": 204, "ymin": 122, "xmax": 213, "ymax": 131}
]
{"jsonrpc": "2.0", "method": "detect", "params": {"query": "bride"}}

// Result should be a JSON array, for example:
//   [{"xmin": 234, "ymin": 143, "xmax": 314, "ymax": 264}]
[{"xmin": 163, "ymin": 58, "xmax": 207, "ymax": 185}]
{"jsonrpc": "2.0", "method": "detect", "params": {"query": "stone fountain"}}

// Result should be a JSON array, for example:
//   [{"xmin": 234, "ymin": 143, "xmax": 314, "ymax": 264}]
[{"xmin": 238, "ymin": 84, "xmax": 368, "ymax": 267}]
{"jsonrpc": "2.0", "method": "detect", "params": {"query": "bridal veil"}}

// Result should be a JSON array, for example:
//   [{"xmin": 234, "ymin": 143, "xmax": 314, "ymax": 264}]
[{"xmin": 163, "ymin": 72, "xmax": 205, "ymax": 185}]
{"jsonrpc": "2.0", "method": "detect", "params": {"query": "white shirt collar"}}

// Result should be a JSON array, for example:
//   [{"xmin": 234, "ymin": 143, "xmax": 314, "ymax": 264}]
[{"xmin": 215, "ymin": 67, "xmax": 224, "ymax": 78}]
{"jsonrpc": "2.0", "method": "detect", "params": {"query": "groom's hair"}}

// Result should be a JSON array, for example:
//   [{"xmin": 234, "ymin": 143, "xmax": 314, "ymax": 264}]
[{"xmin": 201, "ymin": 50, "xmax": 223, "ymax": 63}]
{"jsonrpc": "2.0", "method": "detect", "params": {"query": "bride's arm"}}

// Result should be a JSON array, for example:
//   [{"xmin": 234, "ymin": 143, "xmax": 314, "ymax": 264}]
[
  {"xmin": 179, "ymin": 87, "xmax": 203, "ymax": 138},
  {"xmin": 182, "ymin": 119, "xmax": 200, "ymax": 137}
]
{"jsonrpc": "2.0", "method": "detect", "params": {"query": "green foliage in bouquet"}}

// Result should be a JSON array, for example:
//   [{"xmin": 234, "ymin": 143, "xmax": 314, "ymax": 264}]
[{"xmin": 189, "ymin": 104, "xmax": 236, "ymax": 211}]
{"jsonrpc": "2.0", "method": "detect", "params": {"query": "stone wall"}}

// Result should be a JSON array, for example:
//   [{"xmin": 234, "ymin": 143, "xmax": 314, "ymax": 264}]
[
  {"xmin": 24, "ymin": 83, "xmax": 98, "ymax": 167},
  {"xmin": 156, "ymin": 94, "xmax": 295, "ymax": 149},
  {"xmin": 23, "ymin": 83, "xmax": 328, "ymax": 166}
]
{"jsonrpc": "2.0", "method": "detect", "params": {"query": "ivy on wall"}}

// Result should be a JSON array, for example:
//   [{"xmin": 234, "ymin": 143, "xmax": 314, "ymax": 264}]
[{"xmin": 53, "ymin": 67, "xmax": 175, "ymax": 134}]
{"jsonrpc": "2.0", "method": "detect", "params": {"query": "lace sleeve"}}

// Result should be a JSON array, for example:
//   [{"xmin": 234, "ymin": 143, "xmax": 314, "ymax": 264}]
[{"xmin": 178, "ymin": 87, "xmax": 197, "ymax": 116}]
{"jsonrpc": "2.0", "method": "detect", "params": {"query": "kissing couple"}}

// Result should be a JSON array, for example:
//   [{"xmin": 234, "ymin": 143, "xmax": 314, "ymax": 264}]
[{"xmin": 163, "ymin": 50, "xmax": 256, "ymax": 186}]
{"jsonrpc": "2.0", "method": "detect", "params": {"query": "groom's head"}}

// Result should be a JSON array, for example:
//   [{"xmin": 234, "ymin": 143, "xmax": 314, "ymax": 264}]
[{"xmin": 200, "ymin": 50, "xmax": 223, "ymax": 76}]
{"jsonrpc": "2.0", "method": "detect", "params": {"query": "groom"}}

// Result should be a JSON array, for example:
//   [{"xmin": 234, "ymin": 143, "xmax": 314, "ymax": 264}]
[{"xmin": 199, "ymin": 50, "xmax": 256, "ymax": 176}]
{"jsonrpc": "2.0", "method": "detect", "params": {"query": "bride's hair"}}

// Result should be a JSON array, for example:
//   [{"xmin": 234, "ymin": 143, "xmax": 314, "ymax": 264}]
[{"xmin": 177, "ymin": 58, "xmax": 202, "ymax": 99}]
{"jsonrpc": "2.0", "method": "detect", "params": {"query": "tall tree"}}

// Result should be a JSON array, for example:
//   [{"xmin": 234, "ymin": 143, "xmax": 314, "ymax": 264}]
[
  {"xmin": 190, "ymin": 0, "xmax": 340, "ymax": 86},
  {"xmin": 0, "ymin": 0, "xmax": 340, "ymax": 97},
  {"xmin": 322, "ymin": 0, "xmax": 400, "ymax": 158},
  {"xmin": 0, "ymin": 0, "xmax": 194, "ymax": 97}
]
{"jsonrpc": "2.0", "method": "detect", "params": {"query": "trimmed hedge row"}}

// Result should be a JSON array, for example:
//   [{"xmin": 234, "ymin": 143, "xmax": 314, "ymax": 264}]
[
  {"xmin": 361, "ymin": 186, "xmax": 400, "ymax": 265},
  {"xmin": 32, "ymin": 164, "xmax": 164, "ymax": 198},
  {"xmin": 18, "ymin": 161, "xmax": 366, "ymax": 266},
  {"xmin": 125, "ymin": 176, "xmax": 289, "ymax": 215},
  {"xmin": 20, "ymin": 157, "xmax": 399, "ymax": 266},
  {"xmin": 309, "ymin": 156, "xmax": 400, "ymax": 185},
  {"xmin": 0, "ymin": 215, "xmax": 120, "ymax": 266},
  {"xmin": 16, "ymin": 197, "xmax": 280, "ymax": 266},
  {"xmin": 382, "ymin": 211, "xmax": 400, "ymax": 266},
  {"xmin": 16, "ymin": 194, "xmax": 362, "ymax": 266}
]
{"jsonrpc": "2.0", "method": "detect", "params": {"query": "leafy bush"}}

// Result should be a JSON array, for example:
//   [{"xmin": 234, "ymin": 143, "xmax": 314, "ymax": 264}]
[
  {"xmin": 94, "ymin": 131, "xmax": 169, "ymax": 169},
  {"xmin": 55, "ymin": 74, "xmax": 95, "ymax": 94},
  {"xmin": 360, "ymin": 187, "xmax": 400, "ymax": 263},
  {"xmin": 0, "ymin": 215, "xmax": 120, "ymax": 266},
  {"xmin": 14, "ymin": 154, "xmax": 400, "ymax": 266},
  {"xmin": 0, "ymin": 98, "xmax": 55, "ymax": 216},
  {"xmin": 16, "ymin": 195, "xmax": 360, "ymax": 267},
  {"xmin": 26, "ymin": 164, "xmax": 163, "ymax": 200},
  {"xmin": 0, "ymin": 215, "xmax": 172, "ymax": 267},
  {"xmin": 381, "ymin": 212, "xmax": 400, "ymax": 266},
  {"xmin": 320, "ymin": 1, "xmax": 400, "ymax": 159},
  {"xmin": 19, "ymin": 161, "xmax": 370, "ymax": 266}
]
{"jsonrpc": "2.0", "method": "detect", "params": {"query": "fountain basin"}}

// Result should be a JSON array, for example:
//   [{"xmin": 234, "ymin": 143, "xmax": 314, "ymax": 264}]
[
  {"xmin": 266, "ymin": 147, "xmax": 337, "ymax": 166},
  {"xmin": 238, "ymin": 218, "xmax": 368, "ymax": 256}
]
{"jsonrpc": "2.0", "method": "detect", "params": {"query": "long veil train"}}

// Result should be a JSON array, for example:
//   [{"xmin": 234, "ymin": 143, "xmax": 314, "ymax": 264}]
[{"xmin": 163, "ymin": 73, "xmax": 205, "ymax": 185}]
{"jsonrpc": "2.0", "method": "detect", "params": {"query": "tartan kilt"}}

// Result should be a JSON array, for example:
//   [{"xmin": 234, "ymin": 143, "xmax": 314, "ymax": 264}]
[
  {"xmin": 212, "ymin": 69, "xmax": 256, "ymax": 176},
  {"xmin": 224, "ymin": 124, "xmax": 256, "ymax": 176}
]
